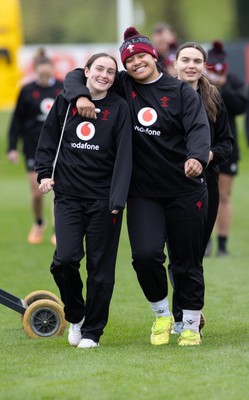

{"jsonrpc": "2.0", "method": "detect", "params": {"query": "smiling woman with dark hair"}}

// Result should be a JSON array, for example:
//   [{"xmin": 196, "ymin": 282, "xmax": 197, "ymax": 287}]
[{"xmin": 35, "ymin": 53, "xmax": 132, "ymax": 349}]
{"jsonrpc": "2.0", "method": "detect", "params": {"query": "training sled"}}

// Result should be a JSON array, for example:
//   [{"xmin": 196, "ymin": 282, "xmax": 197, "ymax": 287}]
[{"xmin": 0, "ymin": 289, "xmax": 66, "ymax": 339}]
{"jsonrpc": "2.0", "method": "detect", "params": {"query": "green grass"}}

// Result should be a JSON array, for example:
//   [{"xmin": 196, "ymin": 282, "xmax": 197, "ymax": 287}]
[{"xmin": 0, "ymin": 111, "xmax": 249, "ymax": 400}]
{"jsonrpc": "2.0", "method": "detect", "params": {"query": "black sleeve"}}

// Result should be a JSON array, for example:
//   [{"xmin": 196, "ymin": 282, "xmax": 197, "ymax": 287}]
[
  {"xmin": 181, "ymin": 83, "xmax": 211, "ymax": 168},
  {"xmin": 62, "ymin": 68, "xmax": 125, "ymax": 103},
  {"xmin": 62, "ymin": 68, "xmax": 91, "ymax": 103},
  {"xmin": 7, "ymin": 88, "xmax": 28, "ymax": 151},
  {"xmin": 34, "ymin": 95, "xmax": 67, "ymax": 182},
  {"xmin": 109, "ymin": 100, "xmax": 132, "ymax": 211},
  {"xmin": 221, "ymin": 74, "xmax": 247, "ymax": 116},
  {"xmin": 211, "ymin": 98, "xmax": 234, "ymax": 165}
]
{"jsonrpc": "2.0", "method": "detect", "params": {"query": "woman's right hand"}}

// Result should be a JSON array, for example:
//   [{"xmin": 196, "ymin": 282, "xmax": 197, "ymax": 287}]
[
  {"xmin": 39, "ymin": 178, "xmax": 54, "ymax": 194},
  {"xmin": 7, "ymin": 150, "xmax": 19, "ymax": 164},
  {"xmin": 76, "ymin": 97, "xmax": 98, "ymax": 119}
]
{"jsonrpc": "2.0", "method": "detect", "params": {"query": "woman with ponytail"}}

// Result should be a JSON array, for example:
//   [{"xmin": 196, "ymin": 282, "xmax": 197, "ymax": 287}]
[{"xmin": 169, "ymin": 42, "xmax": 233, "ymax": 334}]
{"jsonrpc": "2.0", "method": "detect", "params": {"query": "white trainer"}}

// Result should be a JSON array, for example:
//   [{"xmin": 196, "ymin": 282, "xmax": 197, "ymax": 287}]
[
  {"xmin": 77, "ymin": 338, "xmax": 99, "ymax": 349},
  {"xmin": 68, "ymin": 317, "xmax": 84, "ymax": 347}
]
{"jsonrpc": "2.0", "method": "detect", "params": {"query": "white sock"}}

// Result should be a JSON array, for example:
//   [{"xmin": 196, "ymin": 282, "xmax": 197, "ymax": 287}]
[
  {"xmin": 150, "ymin": 297, "xmax": 170, "ymax": 317},
  {"xmin": 182, "ymin": 309, "xmax": 201, "ymax": 333}
]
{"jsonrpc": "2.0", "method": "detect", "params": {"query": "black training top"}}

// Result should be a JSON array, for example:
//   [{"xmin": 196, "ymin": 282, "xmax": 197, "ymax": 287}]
[
  {"xmin": 34, "ymin": 92, "xmax": 132, "ymax": 212},
  {"xmin": 8, "ymin": 79, "xmax": 63, "ymax": 159},
  {"xmin": 203, "ymin": 91, "xmax": 234, "ymax": 187},
  {"xmin": 62, "ymin": 68, "xmax": 211, "ymax": 198},
  {"xmin": 220, "ymin": 73, "xmax": 247, "ymax": 163}
]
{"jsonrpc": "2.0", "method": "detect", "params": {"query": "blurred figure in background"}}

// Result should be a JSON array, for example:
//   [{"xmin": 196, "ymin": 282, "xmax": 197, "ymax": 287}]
[
  {"xmin": 204, "ymin": 41, "xmax": 247, "ymax": 256},
  {"xmin": 244, "ymin": 86, "xmax": 249, "ymax": 147},
  {"xmin": 7, "ymin": 49, "xmax": 63, "ymax": 245},
  {"xmin": 163, "ymin": 41, "xmax": 178, "ymax": 77},
  {"xmin": 151, "ymin": 22, "xmax": 178, "ymax": 68}
]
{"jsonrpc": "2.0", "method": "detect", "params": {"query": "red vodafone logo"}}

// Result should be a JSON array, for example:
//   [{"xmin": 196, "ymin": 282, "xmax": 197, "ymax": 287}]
[
  {"xmin": 138, "ymin": 107, "xmax": 157, "ymax": 126},
  {"xmin": 40, "ymin": 98, "xmax": 55, "ymax": 115},
  {"xmin": 76, "ymin": 122, "xmax": 95, "ymax": 141}
]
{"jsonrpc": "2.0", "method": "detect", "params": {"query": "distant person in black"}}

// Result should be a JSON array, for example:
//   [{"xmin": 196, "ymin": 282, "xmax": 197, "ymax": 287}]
[
  {"xmin": 35, "ymin": 53, "xmax": 132, "ymax": 349},
  {"xmin": 163, "ymin": 41, "xmax": 178, "ymax": 77},
  {"xmin": 170, "ymin": 42, "xmax": 233, "ymax": 334},
  {"xmin": 7, "ymin": 51, "xmax": 63, "ymax": 245},
  {"xmin": 245, "ymin": 87, "xmax": 249, "ymax": 146},
  {"xmin": 151, "ymin": 22, "xmax": 178, "ymax": 69},
  {"xmin": 62, "ymin": 28, "xmax": 211, "ymax": 347},
  {"xmin": 204, "ymin": 41, "xmax": 247, "ymax": 256}
]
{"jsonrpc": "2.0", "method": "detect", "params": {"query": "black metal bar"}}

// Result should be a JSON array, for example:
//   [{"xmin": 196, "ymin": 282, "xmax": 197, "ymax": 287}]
[{"xmin": 0, "ymin": 289, "xmax": 27, "ymax": 315}]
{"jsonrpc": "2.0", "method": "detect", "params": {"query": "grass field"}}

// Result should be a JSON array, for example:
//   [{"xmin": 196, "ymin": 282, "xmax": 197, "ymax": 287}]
[{"xmin": 0, "ymin": 110, "xmax": 249, "ymax": 400}]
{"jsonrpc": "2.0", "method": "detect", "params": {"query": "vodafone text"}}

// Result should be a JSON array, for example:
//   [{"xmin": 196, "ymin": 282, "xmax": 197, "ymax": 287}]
[
  {"xmin": 70, "ymin": 142, "xmax": 100, "ymax": 150},
  {"xmin": 134, "ymin": 125, "xmax": 161, "ymax": 136}
]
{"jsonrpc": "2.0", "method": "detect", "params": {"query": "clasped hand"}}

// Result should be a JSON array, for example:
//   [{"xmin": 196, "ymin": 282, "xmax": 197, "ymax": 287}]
[
  {"xmin": 39, "ymin": 178, "xmax": 54, "ymax": 194},
  {"xmin": 184, "ymin": 158, "xmax": 203, "ymax": 177}
]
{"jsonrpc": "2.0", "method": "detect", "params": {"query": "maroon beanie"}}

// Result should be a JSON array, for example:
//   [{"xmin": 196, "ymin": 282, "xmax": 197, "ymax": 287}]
[
  {"xmin": 119, "ymin": 27, "xmax": 158, "ymax": 66},
  {"xmin": 206, "ymin": 41, "xmax": 228, "ymax": 74}
]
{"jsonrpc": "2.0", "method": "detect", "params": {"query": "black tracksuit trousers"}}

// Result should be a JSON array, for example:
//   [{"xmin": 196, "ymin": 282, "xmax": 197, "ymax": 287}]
[
  {"xmin": 169, "ymin": 182, "xmax": 219, "ymax": 321},
  {"xmin": 50, "ymin": 194, "xmax": 123, "ymax": 343},
  {"xmin": 127, "ymin": 187, "xmax": 208, "ymax": 312}
]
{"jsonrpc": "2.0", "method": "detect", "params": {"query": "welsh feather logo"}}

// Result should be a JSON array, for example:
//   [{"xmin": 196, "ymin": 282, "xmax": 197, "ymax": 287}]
[
  {"xmin": 76, "ymin": 122, "xmax": 95, "ymax": 141},
  {"xmin": 137, "ymin": 107, "xmax": 157, "ymax": 126}
]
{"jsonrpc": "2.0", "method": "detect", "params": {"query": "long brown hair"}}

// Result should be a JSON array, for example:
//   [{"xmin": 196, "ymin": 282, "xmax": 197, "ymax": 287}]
[{"xmin": 176, "ymin": 42, "xmax": 220, "ymax": 122}]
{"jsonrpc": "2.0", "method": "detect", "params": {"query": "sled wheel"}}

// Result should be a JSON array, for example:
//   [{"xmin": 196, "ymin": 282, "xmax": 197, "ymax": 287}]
[
  {"xmin": 23, "ymin": 290, "xmax": 63, "ymax": 307},
  {"xmin": 22, "ymin": 299, "xmax": 66, "ymax": 339}
]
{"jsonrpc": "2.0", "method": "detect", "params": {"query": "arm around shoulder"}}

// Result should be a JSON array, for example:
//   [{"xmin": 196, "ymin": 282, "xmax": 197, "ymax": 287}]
[
  {"xmin": 109, "ymin": 97, "xmax": 132, "ymax": 211},
  {"xmin": 62, "ymin": 68, "xmax": 91, "ymax": 103}
]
